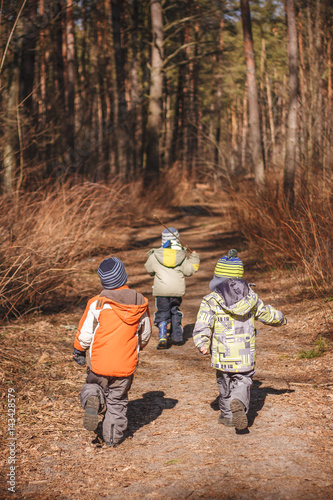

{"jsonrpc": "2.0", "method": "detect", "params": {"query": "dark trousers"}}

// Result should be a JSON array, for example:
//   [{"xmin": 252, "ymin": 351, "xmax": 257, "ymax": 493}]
[{"xmin": 154, "ymin": 296, "xmax": 183, "ymax": 341}]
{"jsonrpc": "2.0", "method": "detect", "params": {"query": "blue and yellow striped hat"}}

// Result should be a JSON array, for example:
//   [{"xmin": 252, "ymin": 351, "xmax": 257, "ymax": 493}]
[{"xmin": 214, "ymin": 249, "xmax": 244, "ymax": 279}]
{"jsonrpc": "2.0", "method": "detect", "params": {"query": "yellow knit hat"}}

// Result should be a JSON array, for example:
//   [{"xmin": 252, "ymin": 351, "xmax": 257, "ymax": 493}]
[{"xmin": 214, "ymin": 249, "xmax": 244, "ymax": 279}]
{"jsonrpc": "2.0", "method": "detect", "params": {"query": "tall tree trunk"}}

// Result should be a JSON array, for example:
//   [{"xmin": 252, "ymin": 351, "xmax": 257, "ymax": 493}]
[
  {"xmin": 284, "ymin": 0, "xmax": 298, "ymax": 206},
  {"xmin": 240, "ymin": 0, "xmax": 265, "ymax": 190},
  {"xmin": 163, "ymin": 76, "xmax": 172, "ymax": 169},
  {"xmin": 170, "ymin": 66, "xmax": 183, "ymax": 166},
  {"xmin": 19, "ymin": 5, "xmax": 38, "ymax": 177},
  {"xmin": 2, "ymin": 20, "xmax": 24, "ymax": 194},
  {"xmin": 111, "ymin": 0, "xmax": 129, "ymax": 178},
  {"xmin": 260, "ymin": 37, "xmax": 268, "ymax": 167},
  {"xmin": 39, "ymin": 0, "xmax": 46, "ymax": 127},
  {"xmin": 266, "ymin": 73, "xmax": 276, "ymax": 166},
  {"xmin": 328, "ymin": 33, "xmax": 332, "ymax": 111},
  {"xmin": 297, "ymin": 11, "xmax": 307, "ymax": 183},
  {"xmin": 66, "ymin": 0, "xmax": 75, "ymax": 157},
  {"xmin": 130, "ymin": 0, "xmax": 139, "ymax": 175},
  {"xmin": 230, "ymin": 99, "xmax": 238, "ymax": 173},
  {"xmin": 241, "ymin": 86, "xmax": 248, "ymax": 171},
  {"xmin": 144, "ymin": 0, "xmax": 164, "ymax": 186},
  {"xmin": 215, "ymin": 15, "xmax": 224, "ymax": 169},
  {"xmin": 325, "ymin": 31, "xmax": 332, "ymax": 179},
  {"xmin": 191, "ymin": 17, "xmax": 200, "ymax": 178},
  {"xmin": 314, "ymin": 0, "xmax": 323, "ymax": 167},
  {"xmin": 3, "ymin": 72, "xmax": 19, "ymax": 194},
  {"xmin": 96, "ymin": 0, "xmax": 107, "ymax": 178}
]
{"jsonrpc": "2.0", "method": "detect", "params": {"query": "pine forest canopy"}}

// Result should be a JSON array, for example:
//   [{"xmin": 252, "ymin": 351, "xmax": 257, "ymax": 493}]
[{"xmin": 0, "ymin": 0, "xmax": 332, "ymax": 196}]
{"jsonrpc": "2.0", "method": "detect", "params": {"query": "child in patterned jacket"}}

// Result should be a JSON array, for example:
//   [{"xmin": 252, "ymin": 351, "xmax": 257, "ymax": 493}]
[{"xmin": 192, "ymin": 249, "xmax": 287, "ymax": 430}]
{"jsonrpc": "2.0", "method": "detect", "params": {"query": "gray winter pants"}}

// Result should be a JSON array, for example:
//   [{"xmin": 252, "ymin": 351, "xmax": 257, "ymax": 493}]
[
  {"xmin": 216, "ymin": 369, "xmax": 254, "ymax": 419},
  {"xmin": 80, "ymin": 370, "xmax": 133, "ymax": 444}
]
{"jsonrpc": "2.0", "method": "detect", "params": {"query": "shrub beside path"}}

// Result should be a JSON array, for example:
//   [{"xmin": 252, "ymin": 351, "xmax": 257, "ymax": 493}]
[{"xmin": 1, "ymin": 204, "xmax": 333, "ymax": 499}]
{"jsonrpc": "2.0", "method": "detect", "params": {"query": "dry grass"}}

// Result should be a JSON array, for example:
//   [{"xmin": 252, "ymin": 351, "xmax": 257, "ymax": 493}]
[
  {"xmin": 0, "ymin": 172, "xmax": 199, "ymax": 319},
  {"xmin": 233, "ymin": 181, "xmax": 333, "ymax": 293},
  {"xmin": 0, "ymin": 180, "xmax": 135, "ymax": 318}
]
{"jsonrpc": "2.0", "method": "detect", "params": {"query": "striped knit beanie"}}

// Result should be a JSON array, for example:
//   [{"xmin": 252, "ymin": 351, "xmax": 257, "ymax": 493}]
[
  {"xmin": 161, "ymin": 227, "xmax": 180, "ymax": 248},
  {"xmin": 97, "ymin": 257, "xmax": 127, "ymax": 290},
  {"xmin": 214, "ymin": 249, "xmax": 244, "ymax": 279}
]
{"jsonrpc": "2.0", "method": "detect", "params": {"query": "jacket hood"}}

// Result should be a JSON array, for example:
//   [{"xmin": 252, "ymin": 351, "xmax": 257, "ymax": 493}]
[
  {"xmin": 213, "ymin": 278, "xmax": 258, "ymax": 316},
  {"xmin": 153, "ymin": 247, "xmax": 186, "ymax": 268},
  {"xmin": 100, "ymin": 287, "xmax": 148, "ymax": 325},
  {"xmin": 209, "ymin": 275, "xmax": 228, "ymax": 291},
  {"xmin": 105, "ymin": 297, "xmax": 148, "ymax": 325}
]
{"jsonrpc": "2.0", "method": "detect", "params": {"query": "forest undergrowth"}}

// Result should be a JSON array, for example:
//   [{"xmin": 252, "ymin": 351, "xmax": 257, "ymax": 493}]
[
  {"xmin": 232, "ymin": 176, "xmax": 333, "ymax": 299},
  {"xmin": 0, "ymin": 172, "xmax": 333, "ymax": 324}
]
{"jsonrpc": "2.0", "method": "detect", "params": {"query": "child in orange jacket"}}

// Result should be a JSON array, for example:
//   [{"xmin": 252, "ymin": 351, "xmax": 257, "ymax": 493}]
[{"xmin": 73, "ymin": 257, "xmax": 151, "ymax": 447}]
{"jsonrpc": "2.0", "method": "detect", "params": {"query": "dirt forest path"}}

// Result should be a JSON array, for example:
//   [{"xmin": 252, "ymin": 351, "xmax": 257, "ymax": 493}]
[{"xmin": 1, "ymin": 202, "xmax": 333, "ymax": 499}]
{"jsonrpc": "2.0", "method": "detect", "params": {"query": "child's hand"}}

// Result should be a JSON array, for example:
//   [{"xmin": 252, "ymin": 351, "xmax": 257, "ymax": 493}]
[
  {"xmin": 200, "ymin": 346, "xmax": 209, "ymax": 355},
  {"xmin": 73, "ymin": 348, "xmax": 86, "ymax": 365}
]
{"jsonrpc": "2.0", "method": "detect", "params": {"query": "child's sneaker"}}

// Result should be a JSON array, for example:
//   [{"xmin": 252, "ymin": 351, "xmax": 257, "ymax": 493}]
[
  {"xmin": 230, "ymin": 399, "xmax": 248, "ymax": 430},
  {"xmin": 217, "ymin": 414, "xmax": 234, "ymax": 427},
  {"xmin": 83, "ymin": 395, "xmax": 100, "ymax": 431}
]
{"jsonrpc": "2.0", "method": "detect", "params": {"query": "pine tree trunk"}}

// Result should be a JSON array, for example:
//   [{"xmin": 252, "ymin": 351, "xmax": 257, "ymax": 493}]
[
  {"xmin": 260, "ymin": 37, "xmax": 268, "ymax": 167},
  {"xmin": 130, "ymin": 0, "xmax": 139, "ymax": 175},
  {"xmin": 266, "ymin": 73, "xmax": 276, "ymax": 166},
  {"xmin": 192, "ymin": 18, "xmax": 200, "ymax": 178},
  {"xmin": 170, "ymin": 66, "xmax": 183, "ymax": 166},
  {"xmin": 163, "ymin": 76, "xmax": 172, "ymax": 169},
  {"xmin": 111, "ymin": 0, "xmax": 129, "ymax": 178},
  {"xmin": 19, "ymin": 5, "xmax": 37, "ymax": 172},
  {"xmin": 66, "ymin": 0, "xmax": 75, "ymax": 156},
  {"xmin": 328, "ymin": 34, "xmax": 332, "ymax": 111},
  {"xmin": 284, "ymin": 0, "xmax": 298, "ymax": 205},
  {"xmin": 144, "ymin": 0, "xmax": 164, "ymax": 185},
  {"xmin": 3, "ymin": 20, "xmax": 23, "ymax": 194},
  {"xmin": 215, "ymin": 16, "xmax": 224, "ymax": 169},
  {"xmin": 241, "ymin": 86, "xmax": 248, "ymax": 171},
  {"xmin": 240, "ymin": 0, "xmax": 265, "ymax": 190}
]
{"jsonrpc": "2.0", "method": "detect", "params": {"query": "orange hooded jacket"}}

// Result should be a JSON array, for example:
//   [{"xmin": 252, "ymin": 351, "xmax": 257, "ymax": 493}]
[{"xmin": 74, "ymin": 286, "xmax": 151, "ymax": 377}]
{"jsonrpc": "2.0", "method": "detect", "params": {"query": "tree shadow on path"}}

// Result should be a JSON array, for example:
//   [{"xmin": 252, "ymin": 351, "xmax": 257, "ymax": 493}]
[
  {"xmin": 127, "ymin": 391, "xmax": 178, "ymax": 436},
  {"xmin": 210, "ymin": 380, "xmax": 294, "ymax": 432}
]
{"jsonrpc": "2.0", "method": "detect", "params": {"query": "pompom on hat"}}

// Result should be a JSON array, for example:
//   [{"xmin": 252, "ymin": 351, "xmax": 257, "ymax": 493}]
[
  {"xmin": 97, "ymin": 257, "xmax": 127, "ymax": 290},
  {"xmin": 209, "ymin": 249, "xmax": 244, "ymax": 291},
  {"xmin": 214, "ymin": 249, "xmax": 244, "ymax": 279}
]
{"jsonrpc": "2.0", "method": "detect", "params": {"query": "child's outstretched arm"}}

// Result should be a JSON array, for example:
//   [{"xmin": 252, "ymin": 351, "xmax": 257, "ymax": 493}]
[
  {"xmin": 181, "ymin": 251, "xmax": 200, "ymax": 277},
  {"xmin": 192, "ymin": 297, "xmax": 214, "ymax": 354},
  {"xmin": 254, "ymin": 298, "xmax": 287, "ymax": 326}
]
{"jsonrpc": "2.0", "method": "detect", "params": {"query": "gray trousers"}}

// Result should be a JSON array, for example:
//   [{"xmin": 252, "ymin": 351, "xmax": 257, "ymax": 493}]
[
  {"xmin": 80, "ymin": 370, "xmax": 133, "ymax": 444},
  {"xmin": 216, "ymin": 370, "xmax": 254, "ymax": 419}
]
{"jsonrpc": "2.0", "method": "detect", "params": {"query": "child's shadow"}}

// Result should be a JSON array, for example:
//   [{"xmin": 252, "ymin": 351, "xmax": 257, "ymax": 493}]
[
  {"xmin": 210, "ymin": 380, "xmax": 294, "ymax": 431},
  {"xmin": 182, "ymin": 323, "xmax": 195, "ymax": 344},
  {"xmin": 127, "ymin": 391, "xmax": 178, "ymax": 435}
]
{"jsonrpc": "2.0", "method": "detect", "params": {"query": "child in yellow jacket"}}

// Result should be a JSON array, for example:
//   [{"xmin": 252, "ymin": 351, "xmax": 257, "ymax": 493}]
[{"xmin": 145, "ymin": 227, "xmax": 200, "ymax": 349}]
